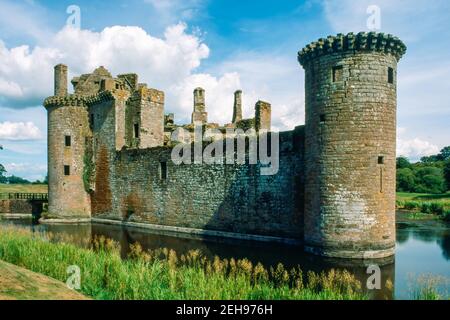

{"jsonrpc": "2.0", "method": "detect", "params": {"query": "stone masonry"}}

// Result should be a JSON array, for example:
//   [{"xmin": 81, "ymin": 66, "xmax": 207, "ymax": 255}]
[{"xmin": 43, "ymin": 32, "xmax": 406, "ymax": 259}]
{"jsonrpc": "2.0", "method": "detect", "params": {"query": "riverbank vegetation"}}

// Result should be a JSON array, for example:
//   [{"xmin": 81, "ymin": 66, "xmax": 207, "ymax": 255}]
[
  {"xmin": 0, "ymin": 226, "xmax": 365, "ymax": 300},
  {"xmin": 396, "ymin": 192, "xmax": 450, "ymax": 221}
]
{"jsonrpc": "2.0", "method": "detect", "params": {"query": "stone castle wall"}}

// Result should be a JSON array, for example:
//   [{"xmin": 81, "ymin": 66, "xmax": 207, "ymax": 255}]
[{"xmin": 90, "ymin": 128, "xmax": 305, "ymax": 239}]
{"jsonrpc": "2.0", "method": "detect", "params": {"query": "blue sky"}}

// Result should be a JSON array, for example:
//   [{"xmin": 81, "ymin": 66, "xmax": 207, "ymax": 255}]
[{"xmin": 0, "ymin": 0, "xmax": 449, "ymax": 180}]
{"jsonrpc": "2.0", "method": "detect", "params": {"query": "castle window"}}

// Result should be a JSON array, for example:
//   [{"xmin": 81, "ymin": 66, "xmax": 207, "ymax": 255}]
[
  {"xmin": 160, "ymin": 162, "xmax": 167, "ymax": 180},
  {"xmin": 320, "ymin": 114, "xmax": 326, "ymax": 124},
  {"xmin": 65, "ymin": 135, "xmax": 71, "ymax": 147},
  {"xmin": 116, "ymin": 83, "xmax": 120, "ymax": 89},
  {"xmin": 90, "ymin": 114, "xmax": 94, "ymax": 128},
  {"xmin": 134, "ymin": 123, "xmax": 139, "ymax": 138},
  {"xmin": 378, "ymin": 156, "xmax": 384, "ymax": 165},
  {"xmin": 64, "ymin": 165, "xmax": 70, "ymax": 176},
  {"xmin": 388, "ymin": 67, "xmax": 394, "ymax": 84},
  {"xmin": 332, "ymin": 65, "xmax": 343, "ymax": 82}
]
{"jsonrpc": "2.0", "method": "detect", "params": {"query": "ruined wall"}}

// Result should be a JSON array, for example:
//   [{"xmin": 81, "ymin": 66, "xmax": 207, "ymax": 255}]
[
  {"xmin": 299, "ymin": 33, "xmax": 406, "ymax": 258},
  {"xmin": 126, "ymin": 88, "xmax": 165, "ymax": 149},
  {"xmin": 88, "ymin": 97, "xmax": 116, "ymax": 216},
  {"xmin": 94, "ymin": 128, "xmax": 305, "ymax": 239}
]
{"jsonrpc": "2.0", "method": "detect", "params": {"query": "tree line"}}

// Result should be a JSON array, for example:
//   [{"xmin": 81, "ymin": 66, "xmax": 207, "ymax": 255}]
[{"xmin": 397, "ymin": 146, "xmax": 450, "ymax": 194}]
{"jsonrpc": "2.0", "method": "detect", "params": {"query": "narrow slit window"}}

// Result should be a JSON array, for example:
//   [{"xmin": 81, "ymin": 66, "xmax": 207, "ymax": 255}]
[
  {"xmin": 320, "ymin": 114, "xmax": 326, "ymax": 124},
  {"xmin": 388, "ymin": 67, "xmax": 394, "ymax": 84},
  {"xmin": 332, "ymin": 65, "xmax": 343, "ymax": 82},
  {"xmin": 378, "ymin": 156, "xmax": 384, "ymax": 165},
  {"xmin": 65, "ymin": 135, "xmax": 71, "ymax": 147},
  {"xmin": 160, "ymin": 162, "xmax": 167, "ymax": 180},
  {"xmin": 134, "ymin": 123, "xmax": 139, "ymax": 138},
  {"xmin": 380, "ymin": 168, "xmax": 383, "ymax": 193},
  {"xmin": 90, "ymin": 114, "xmax": 95, "ymax": 128},
  {"xmin": 64, "ymin": 165, "xmax": 70, "ymax": 176}
]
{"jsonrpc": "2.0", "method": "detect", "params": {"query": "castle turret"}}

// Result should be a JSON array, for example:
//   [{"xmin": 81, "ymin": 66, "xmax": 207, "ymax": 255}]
[
  {"xmin": 191, "ymin": 87, "xmax": 208, "ymax": 124},
  {"xmin": 54, "ymin": 64, "xmax": 68, "ymax": 96},
  {"xmin": 298, "ymin": 32, "xmax": 406, "ymax": 259},
  {"xmin": 44, "ymin": 64, "xmax": 91, "ymax": 219},
  {"xmin": 232, "ymin": 90, "xmax": 243, "ymax": 123}
]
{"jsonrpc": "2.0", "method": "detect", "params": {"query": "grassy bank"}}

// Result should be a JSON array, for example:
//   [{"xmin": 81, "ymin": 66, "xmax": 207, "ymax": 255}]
[
  {"xmin": 0, "ymin": 225, "xmax": 365, "ymax": 300},
  {"xmin": 0, "ymin": 184, "xmax": 48, "ymax": 194},
  {"xmin": 0, "ymin": 260, "xmax": 88, "ymax": 300},
  {"xmin": 396, "ymin": 192, "xmax": 450, "ymax": 221}
]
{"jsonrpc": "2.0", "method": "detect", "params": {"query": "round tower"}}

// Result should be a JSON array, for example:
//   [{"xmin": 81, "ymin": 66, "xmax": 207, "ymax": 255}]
[
  {"xmin": 44, "ymin": 64, "xmax": 91, "ymax": 219},
  {"xmin": 298, "ymin": 32, "xmax": 406, "ymax": 259}
]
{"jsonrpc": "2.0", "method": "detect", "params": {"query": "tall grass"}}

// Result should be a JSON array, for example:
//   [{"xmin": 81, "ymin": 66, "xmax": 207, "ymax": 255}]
[
  {"xmin": 408, "ymin": 274, "xmax": 449, "ymax": 300},
  {"xmin": 0, "ymin": 226, "xmax": 365, "ymax": 300}
]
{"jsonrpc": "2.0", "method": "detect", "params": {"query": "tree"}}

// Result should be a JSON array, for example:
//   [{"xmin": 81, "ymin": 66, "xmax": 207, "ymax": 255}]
[
  {"xmin": 397, "ymin": 168, "xmax": 415, "ymax": 192},
  {"xmin": 437, "ymin": 146, "xmax": 450, "ymax": 161},
  {"xmin": 414, "ymin": 167, "xmax": 446, "ymax": 194},
  {"xmin": 396, "ymin": 156, "xmax": 412, "ymax": 169},
  {"xmin": 6, "ymin": 175, "xmax": 31, "ymax": 184},
  {"xmin": 0, "ymin": 164, "xmax": 6, "ymax": 184},
  {"xmin": 0, "ymin": 145, "xmax": 6, "ymax": 184},
  {"xmin": 444, "ymin": 160, "xmax": 450, "ymax": 191}
]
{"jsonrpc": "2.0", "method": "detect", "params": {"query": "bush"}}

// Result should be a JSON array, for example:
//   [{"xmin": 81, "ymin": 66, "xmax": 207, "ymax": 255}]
[
  {"xmin": 404, "ymin": 201, "xmax": 420, "ymax": 210},
  {"xmin": 443, "ymin": 210, "xmax": 450, "ymax": 222}
]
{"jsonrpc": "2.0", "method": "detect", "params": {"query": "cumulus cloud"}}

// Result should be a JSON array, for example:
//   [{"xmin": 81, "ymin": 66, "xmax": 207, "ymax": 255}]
[
  {"xmin": 0, "ymin": 121, "xmax": 42, "ymax": 141},
  {"xmin": 0, "ymin": 23, "xmax": 210, "ymax": 109},
  {"xmin": 397, "ymin": 137, "xmax": 439, "ymax": 161}
]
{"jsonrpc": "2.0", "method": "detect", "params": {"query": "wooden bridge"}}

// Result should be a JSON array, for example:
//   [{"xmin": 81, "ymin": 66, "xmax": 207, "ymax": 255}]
[{"xmin": 3, "ymin": 193, "xmax": 48, "ymax": 201}]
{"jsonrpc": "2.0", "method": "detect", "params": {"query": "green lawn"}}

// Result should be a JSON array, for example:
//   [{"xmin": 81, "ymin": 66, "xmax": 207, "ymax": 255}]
[
  {"xmin": 0, "ymin": 184, "xmax": 48, "ymax": 194},
  {"xmin": 397, "ymin": 192, "xmax": 450, "ymax": 204}
]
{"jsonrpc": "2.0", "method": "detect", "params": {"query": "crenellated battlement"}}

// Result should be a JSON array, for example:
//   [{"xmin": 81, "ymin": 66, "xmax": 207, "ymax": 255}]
[
  {"xmin": 43, "ymin": 94, "xmax": 85, "ymax": 108},
  {"xmin": 298, "ymin": 32, "xmax": 406, "ymax": 66}
]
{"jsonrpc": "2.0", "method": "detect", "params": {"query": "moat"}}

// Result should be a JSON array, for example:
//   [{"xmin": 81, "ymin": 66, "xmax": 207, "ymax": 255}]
[{"xmin": 1, "ymin": 213, "xmax": 449, "ymax": 300}]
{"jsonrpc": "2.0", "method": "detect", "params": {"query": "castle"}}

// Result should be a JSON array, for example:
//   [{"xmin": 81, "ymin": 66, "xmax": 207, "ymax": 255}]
[{"xmin": 43, "ymin": 32, "xmax": 406, "ymax": 259}]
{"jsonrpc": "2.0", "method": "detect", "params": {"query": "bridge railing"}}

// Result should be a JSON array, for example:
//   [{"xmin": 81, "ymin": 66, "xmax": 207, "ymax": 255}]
[{"xmin": 0, "ymin": 193, "xmax": 48, "ymax": 201}]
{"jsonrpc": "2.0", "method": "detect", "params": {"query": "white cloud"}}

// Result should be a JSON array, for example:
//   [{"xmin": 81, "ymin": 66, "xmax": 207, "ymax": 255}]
[
  {"xmin": 0, "ymin": 24, "xmax": 211, "ymax": 109},
  {"xmin": 397, "ymin": 137, "xmax": 439, "ymax": 161},
  {"xmin": 0, "ymin": 121, "xmax": 42, "ymax": 141}
]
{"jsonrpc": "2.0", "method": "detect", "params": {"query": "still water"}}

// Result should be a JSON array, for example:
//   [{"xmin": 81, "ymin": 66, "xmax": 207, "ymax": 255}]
[{"xmin": 1, "ymin": 214, "xmax": 449, "ymax": 300}]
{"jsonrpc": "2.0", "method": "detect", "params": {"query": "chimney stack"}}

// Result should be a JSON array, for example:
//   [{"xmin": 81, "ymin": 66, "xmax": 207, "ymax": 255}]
[
  {"xmin": 232, "ymin": 90, "xmax": 243, "ymax": 123},
  {"xmin": 54, "ymin": 64, "xmax": 68, "ymax": 96}
]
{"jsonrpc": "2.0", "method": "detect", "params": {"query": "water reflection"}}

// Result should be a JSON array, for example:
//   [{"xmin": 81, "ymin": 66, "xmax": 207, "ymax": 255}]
[{"xmin": 1, "ymin": 216, "xmax": 449, "ymax": 300}]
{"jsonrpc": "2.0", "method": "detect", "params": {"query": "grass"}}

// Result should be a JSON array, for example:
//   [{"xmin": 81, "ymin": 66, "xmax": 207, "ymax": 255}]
[
  {"xmin": 397, "ymin": 192, "xmax": 450, "ymax": 204},
  {"xmin": 408, "ymin": 274, "xmax": 449, "ymax": 300},
  {"xmin": 0, "ymin": 184, "xmax": 48, "ymax": 194},
  {"xmin": 0, "ymin": 225, "xmax": 365, "ymax": 300},
  {"xmin": 0, "ymin": 260, "xmax": 88, "ymax": 300}
]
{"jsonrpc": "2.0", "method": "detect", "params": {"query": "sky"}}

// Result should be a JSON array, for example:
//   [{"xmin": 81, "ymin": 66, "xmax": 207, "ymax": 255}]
[{"xmin": 0, "ymin": 0, "xmax": 449, "ymax": 181}]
